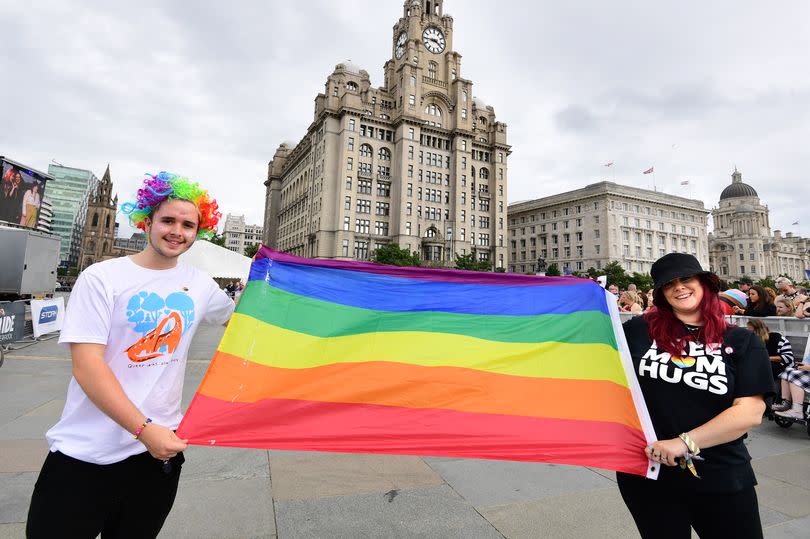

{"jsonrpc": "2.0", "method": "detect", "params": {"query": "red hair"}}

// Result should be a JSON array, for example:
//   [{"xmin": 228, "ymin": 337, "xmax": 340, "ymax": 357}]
[{"xmin": 644, "ymin": 274, "xmax": 727, "ymax": 356}]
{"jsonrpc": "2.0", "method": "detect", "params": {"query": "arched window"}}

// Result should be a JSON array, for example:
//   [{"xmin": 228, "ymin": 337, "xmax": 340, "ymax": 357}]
[
  {"xmin": 105, "ymin": 215, "xmax": 110, "ymax": 228},
  {"xmin": 103, "ymin": 241, "xmax": 108, "ymax": 253},
  {"xmin": 480, "ymin": 168, "xmax": 489, "ymax": 180},
  {"xmin": 359, "ymin": 144, "xmax": 373, "ymax": 158},
  {"xmin": 346, "ymin": 81, "xmax": 358, "ymax": 91},
  {"xmin": 462, "ymin": 91, "xmax": 467, "ymax": 103},
  {"xmin": 479, "ymin": 116, "xmax": 487, "ymax": 125},
  {"xmin": 88, "ymin": 240, "xmax": 96, "ymax": 251},
  {"xmin": 92, "ymin": 213, "xmax": 99, "ymax": 227},
  {"xmin": 428, "ymin": 61, "xmax": 437, "ymax": 79},
  {"xmin": 378, "ymin": 147, "xmax": 391, "ymax": 161},
  {"xmin": 424, "ymin": 104, "xmax": 442, "ymax": 117}
]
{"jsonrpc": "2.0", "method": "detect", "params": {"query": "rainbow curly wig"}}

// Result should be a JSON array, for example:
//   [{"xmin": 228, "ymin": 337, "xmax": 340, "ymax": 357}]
[{"xmin": 120, "ymin": 171, "xmax": 221, "ymax": 240}]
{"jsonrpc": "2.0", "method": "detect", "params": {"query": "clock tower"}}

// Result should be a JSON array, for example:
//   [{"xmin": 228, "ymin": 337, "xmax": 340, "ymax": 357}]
[{"xmin": 265, "ymin": 0, "xmax": 510, "ymax": 269}]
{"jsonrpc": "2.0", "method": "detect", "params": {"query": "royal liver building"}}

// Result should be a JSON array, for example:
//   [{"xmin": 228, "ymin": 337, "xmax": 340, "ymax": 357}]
[{"xmin": 263, "ymin": 0, "xmax": 510, "ymax": 268}]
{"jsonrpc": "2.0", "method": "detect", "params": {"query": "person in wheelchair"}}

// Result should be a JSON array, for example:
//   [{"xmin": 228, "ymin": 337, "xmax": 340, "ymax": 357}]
[{"xmin": 773, "ymin": 357, "xmax": 810, "ymax": 420}]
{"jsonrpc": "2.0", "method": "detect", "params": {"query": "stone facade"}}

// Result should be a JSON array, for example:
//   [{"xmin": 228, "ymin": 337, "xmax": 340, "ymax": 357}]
[
  {"xmin": 263, "ymin": 0, "xmax": 510, "ymax": 268},
  {"xmin": 223, "ymin": 214, "xmax": 263, "ymax": 255},
  {"xmin": 78, "ymin": 166, "xmax": 137, "ymax": 271},
  {"xmin": 709, "ymin": 169, "xmax": 808, "ymax": 282},
  {"xmin": 507, "ymin": 182, "xmax": 710, "ymax": 275}
]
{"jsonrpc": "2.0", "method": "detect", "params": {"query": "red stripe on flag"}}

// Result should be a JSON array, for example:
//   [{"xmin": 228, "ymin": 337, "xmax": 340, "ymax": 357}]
[{"xmin": 178, "ymin": 394, "xmax": 650, "ymax": 476}]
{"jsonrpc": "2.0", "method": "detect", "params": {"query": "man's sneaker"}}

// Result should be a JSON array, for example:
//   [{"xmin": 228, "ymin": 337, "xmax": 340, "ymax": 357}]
[
  {"xmin": 771, "ymin": 401, "xmax": 792, "ymax": 412},
  {"xmin": 775, "ymin": 409, "xmax": 804, "ymax": 420}
]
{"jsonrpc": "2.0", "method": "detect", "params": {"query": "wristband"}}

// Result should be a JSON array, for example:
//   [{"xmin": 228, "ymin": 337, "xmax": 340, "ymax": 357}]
[
  {"xmin": 134, "ymin": 418, "xmax": 152, "ymax": 439},
  {"xmin": 678, "ymin": 432, "xmax": 700, "ymax": 455}
]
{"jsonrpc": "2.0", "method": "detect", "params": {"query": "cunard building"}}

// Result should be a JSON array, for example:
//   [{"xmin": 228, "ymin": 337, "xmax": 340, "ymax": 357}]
[{"xmin": 263, "ymin": 0, "xmax": 510, "ymax": 267}]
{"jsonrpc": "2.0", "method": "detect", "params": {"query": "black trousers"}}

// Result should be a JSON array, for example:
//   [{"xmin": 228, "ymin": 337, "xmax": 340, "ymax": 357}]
[
  {"xmin": 617, "ymin": 472, "xmax": 763, "ymax": 539},
  {"xmin": 27, "ymin": 450, "xmax": 184, "ymax": 539}
]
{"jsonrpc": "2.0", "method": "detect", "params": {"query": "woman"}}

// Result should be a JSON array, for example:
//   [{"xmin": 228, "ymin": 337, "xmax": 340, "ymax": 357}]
[
  {"xmin": 774, "ymin": 297, "xmax": 795, "ymax": 317},
  {"xmin": 773, "ymin": 362, "xmax": 810, "ymax": 419},
  {"xmin": 20, "ymin": 182, "xmax": 41, "ymax": 227},
  {"xmin": 746, "ymin": 318, "xmax": 793, "ymax": 390},
  {"xmin": 619, "ymin": 253, "xmax": 773, "ymax": 539},
  {"xmin": 619, "ymin": 290, "xmax": 644, "ymax": 314},
  {"xmin": 744, "ymin": 285, "xmax": 776, "ymax": 317}
]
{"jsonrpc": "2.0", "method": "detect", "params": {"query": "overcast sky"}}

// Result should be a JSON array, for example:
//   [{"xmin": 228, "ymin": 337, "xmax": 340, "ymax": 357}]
[{"xmin": 2, "ymin": 0, "xmax": 808, "ymax": 239}]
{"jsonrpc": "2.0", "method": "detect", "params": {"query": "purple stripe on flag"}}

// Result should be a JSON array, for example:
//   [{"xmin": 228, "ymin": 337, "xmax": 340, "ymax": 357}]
[{"xmin": 255, "ymin": 247, "xmax": 590, "ymax": 287}]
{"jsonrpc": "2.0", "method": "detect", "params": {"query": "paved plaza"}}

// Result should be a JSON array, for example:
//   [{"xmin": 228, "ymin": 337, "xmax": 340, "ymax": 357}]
[{"xmin": 1, "ymin": 324, "xmax": 809, "ymax": 538}]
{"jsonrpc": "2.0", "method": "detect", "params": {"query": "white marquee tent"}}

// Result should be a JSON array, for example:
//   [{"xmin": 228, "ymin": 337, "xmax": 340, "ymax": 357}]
[{"xmin": 178, "ymin": 240, "xmax": 253, "ymax": 280}]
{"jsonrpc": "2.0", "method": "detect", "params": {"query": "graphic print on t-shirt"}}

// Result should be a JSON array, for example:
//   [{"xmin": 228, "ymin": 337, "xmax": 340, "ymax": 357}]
[
  {"xmin": 639, "ymin": 340, "xmax": 729, "ymax": 395},
  {"xmin": 125, "ymin": 291, "xmax": 195, "ymax": 363}
]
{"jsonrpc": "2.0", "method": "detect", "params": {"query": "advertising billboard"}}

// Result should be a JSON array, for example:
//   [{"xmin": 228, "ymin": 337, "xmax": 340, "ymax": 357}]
[{"xmin": 1, "ymin": 159, "xmax": 48, "ymax": 228}]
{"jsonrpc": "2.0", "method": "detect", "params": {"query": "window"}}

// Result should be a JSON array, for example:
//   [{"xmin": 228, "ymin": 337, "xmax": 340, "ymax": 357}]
[
  {"xmin": 347, "ymin": 137, "xmax": 354, "ymax": 151},
  {"xmin": 428, "ymin": 61, "xmax": 437, "ymax": 78},
  {"xmin": 346, "ymin": 157, "xmax": 353, "ymax": 170},
  {"xmin": 378, "ymin": 147, "xmax": 391, "ymax": 161},
  {"xmin": 358, "ymin": 179, "xmax": 372, "ymax": 194},
  {"xmin": 409, "ymin": 95, "xmax": 415, "ymax": 106},
  {"xmin": 375, "ymin": 221, "xmax": 389, "ymax": 236},
  {"xmin": 343, "ymin": 217, "xmax": 350, "ymax": 231},
  {"xmin": 408, "ymin": 128, "xmax": 414, "ymax": 140},
  {"xmin": 356, "ymin": 199, "xmax": 371, "ymax": 213},
  {"xmin": 348, "ymin": 119, "xmax": 355, "ymax": 131},
  {"xmin": 377, "ymin": 182, "xmax": 390, "ymax": 197},
  {"xmin": 354, "ymin": 240, "xmax": 368, "ymax": 259},
  {"xmin": 407, "ymin": 183, "xmax": 413, "ymax": 197},
  {"xmin": 461, "ymin": 108, "xmax": 467, "ymax": 120},
  {"xmin": 344, "ymin": 196, "xmax": 351, "ymax": 210},
  {"xmin": 406, "ymin": 222, "xmax": 412, "ymax": 235},
  {"xmin": 355, "ymin": 219, "xmax": 370, "ymax": 234},
  {"xmin": 406, "ymin": 202, "xmax": 412, "ymax": 215},
  {"xmin": 345, "ymin": 176, "xmax": 352, "ymax": 190},
  {"xmin": 359, "ymin": 144, "xmax": 372, "ymax": 157},
  {"xmin": 342, "ymin": 240, "xmax": 349, "ymax": 256},
  {"xmin": 375, "ymin": 202, "xmax": 390, "ymax": 216}
]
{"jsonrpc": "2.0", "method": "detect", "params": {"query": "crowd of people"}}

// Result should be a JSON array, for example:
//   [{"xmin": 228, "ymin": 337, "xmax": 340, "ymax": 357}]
[{"xmin": 607, "ymin": 275, "xmax": 810, "ymax": 319}]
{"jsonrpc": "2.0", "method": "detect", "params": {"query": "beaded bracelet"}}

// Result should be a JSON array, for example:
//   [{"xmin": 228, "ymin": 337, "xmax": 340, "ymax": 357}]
[{"xmin": 134, "ymin": 418, "xmax": 152, "ymax": 440}]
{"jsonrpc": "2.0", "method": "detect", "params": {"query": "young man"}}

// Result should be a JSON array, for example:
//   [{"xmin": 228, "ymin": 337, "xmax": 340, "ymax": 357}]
[{"xmin": 27, "ymin": 172, "xmax": 235, "ymax": 538}]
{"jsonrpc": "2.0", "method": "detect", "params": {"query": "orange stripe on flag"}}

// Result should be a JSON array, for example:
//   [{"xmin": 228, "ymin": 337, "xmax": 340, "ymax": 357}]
[{"xmin": 199, "ymin": 351, "xmax": 642, "ymax": 431}]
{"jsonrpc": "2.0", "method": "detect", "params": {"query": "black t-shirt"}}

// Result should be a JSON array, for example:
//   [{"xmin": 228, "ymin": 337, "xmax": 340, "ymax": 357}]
[{"xmin": 622, "ymin": 316, "xmax": 774, "ymax": 493}]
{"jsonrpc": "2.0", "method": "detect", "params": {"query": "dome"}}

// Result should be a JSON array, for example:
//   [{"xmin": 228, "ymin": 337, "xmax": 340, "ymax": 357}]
[
  {"xmin": 472, "ymin": 96, "xmax": 488, "ymax": 109},
  {"xmin": 335, "ymin": 60, "xmax": 363, "ymax": 75},
  {"xmin": 720, "ymin": 182, "xmax": 758, "ymax": 200}
]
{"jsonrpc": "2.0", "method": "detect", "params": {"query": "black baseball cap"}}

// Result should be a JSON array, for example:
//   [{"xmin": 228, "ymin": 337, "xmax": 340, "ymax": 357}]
[{"xmin": 651, "ymin": 253, "xmax": 719, "ymax": 291}]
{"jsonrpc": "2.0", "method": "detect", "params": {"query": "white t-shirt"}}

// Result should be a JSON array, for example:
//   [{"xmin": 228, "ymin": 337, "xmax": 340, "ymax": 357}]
[{"xmin": 47, "ymin": 256, "xmax": 234, "ymax": 464}]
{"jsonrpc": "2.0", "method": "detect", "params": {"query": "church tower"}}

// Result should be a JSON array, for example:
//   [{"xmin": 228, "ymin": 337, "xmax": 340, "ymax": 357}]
[
  {"xmin": 265, "ymin": 0, "xmax": 510, "ymax": 268},
  {"xmin": 78, "ymin": 164, "xmax": 118, "ymax": 271}
]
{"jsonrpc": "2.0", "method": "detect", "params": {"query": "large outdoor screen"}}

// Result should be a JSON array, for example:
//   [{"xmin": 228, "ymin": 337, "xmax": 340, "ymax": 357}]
[{"xmin": 1, "ymin": 161, "xmax": 47, "ymax": 228}]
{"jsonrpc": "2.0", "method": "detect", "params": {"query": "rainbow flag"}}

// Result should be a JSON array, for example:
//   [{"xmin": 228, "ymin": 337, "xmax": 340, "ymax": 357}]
[{"xmin": 178, "ymin": 248, "xmax": 658, "ymax": 477}]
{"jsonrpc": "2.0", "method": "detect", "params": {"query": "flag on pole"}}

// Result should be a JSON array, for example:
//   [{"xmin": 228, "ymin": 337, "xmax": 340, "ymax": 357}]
[
  {"xmin": 178, "ymin": 248, "xmax": 659, "ymax": 477},
  {"xmin": 680, "ymin": 180, "xmax": 690, "ymax": 186},
  {"xmin": 604, "ymin": 162, "xmax": 614, "ymax": 167},
  {"xmin": 792, "ymin": 220, "xmax": 800, "ymax": 226},
  {"xmin": 643, "ymin": 167, "xmax": 654, "ymax": 174}
]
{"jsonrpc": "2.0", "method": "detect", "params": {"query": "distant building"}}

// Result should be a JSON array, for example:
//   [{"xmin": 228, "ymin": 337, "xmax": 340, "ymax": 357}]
[
  {"xmin": 507, "ymin": 181, "xmax": 709, "ymax": 275},
  {"xmin": 36, "ymin": 197, "xmax": 54, "ymax": 233},
  {"xmin": 114, "ymin": 232, "xmax": 147, "ymax": 252},
  {"xmin": 223, "ymin": 214, "xmax": 263, "ymax": 255},
  {"xmin": 263, "ymin": 0, "xmax": 510, "ymax": 268},
  {"xmin": 46, "ymin": 164, "xmax": 100, "ymax": 268},
  {"xmin": 709, "ymin": 169, "xmax": 809, "ymax": 282},
  {"xmin": 78, "ymin": 165, "xmax": 136, "ymax": 270}
]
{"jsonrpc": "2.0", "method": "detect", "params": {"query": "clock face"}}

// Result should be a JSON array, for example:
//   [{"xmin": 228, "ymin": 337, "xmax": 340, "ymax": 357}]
[
  {"xmin": 395, "ymin": 31, "xmax": 407, "ymax": 59},
  {"xmin": 422, "ymin": 27, "xmax": 445, "ymax": 54}
]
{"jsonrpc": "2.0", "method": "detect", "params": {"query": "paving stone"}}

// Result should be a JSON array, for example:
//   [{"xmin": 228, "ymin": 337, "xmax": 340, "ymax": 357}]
[
  {"xmin": 0, "ymin": 472, "xmax": 37, "ymax": 524},
  {"xmin": 269, "ymin": 452, "xmax": 444, "ymax": 501},
  {"xmin": 764, "ymin": 515, "xmax": 810, "ymax": 538},
  {"xmin": 426, "ymin": 458, "xmax": 613, "ymax": 507},
  {"xmin": 0, "ymin": 413, "xmax": 57, "ymax": 441},
  {"xmin": 756, "ymin": 478, "xmax": 810, "ymax": 518},
  {"xmin": 753, "ymin": 448, "xmax": 810, "ymax": 488},
  {"xmin": 160, "ymin": 477, "xmax": 275, "ymax": 539},
  {"xmin": 23, "ymin": 398, "xmax": 64, "ymax": 417},
  {"xmin": 180, "ymin": 445, "xmax": 270, "ymax": 481},
  {"xmin": 0, "ymin": 439, "xmax": 49, "ymax": 473},
  {"xmin": 746, "ymin": 424, "xmax": 810, "ymax": 459},
  {"xmin": 758, "ymin": 505, "xmax": 794, "ymax": 529},
  {"xmin": 275, "ymin": 484, "xmax": 501, "ymax": 539},
  {"xmin": 0, "ymin": 523, "xmax": 26, "ymax": 539},
  {"xmin": 479, "ymin": 486, "xmax": 638, "ymax": 539}
]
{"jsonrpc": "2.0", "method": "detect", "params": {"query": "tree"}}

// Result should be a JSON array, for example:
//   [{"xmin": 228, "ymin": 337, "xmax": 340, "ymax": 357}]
[
  {"xmin": 545, "ymin": 263, "xmax": 561, "ymax": 276},
  {"xmin": 454, "ymin": 253, "xmax": 492, "ymax": 272},
  {"xmin": 244, "ymin": 243, "xmax": 260, "ymax": 258},
  {"xmin": 602, "ymin": 261, "xmax": 630, "ymax": 290},
  {"xmin": 207, "ymin": 233, "xmax": 226, "ymax": 247},
  {"xmin": 371, "ymin": 243, "xmax": 421, "ymax": 267},
  {"xmin": 755, "ymin": 276, "xmax": 775, "ymax": 290}
]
